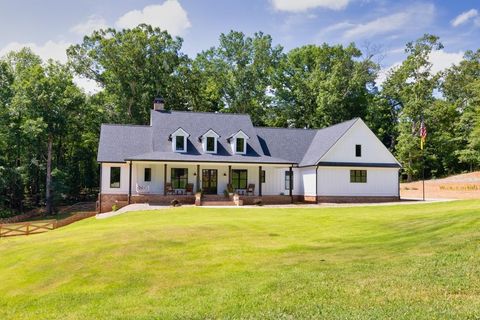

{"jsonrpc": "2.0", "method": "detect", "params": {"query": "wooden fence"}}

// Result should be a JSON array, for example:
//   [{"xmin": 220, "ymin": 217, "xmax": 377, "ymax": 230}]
[
  {"xmin": 0, "ymin": 220, "xmax": 56, "ymax": 237},
  {"xmin": 0, "ymin": 211, "xmax": 97, "ymax": 238}
]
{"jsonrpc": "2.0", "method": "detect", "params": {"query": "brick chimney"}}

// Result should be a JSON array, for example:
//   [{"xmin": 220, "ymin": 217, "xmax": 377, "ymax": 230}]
[{"xmin": 153, "ymin": 97, "xmax": 165, "ymax": 111}]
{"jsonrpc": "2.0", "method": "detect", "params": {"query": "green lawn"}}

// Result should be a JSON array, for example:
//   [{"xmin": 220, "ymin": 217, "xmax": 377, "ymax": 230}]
[{"xmin": 1, "ymin": 201, "xmax": 480, "ymax": 319}]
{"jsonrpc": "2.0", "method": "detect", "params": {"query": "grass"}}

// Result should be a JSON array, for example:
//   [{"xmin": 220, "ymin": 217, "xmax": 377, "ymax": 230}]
[{"xmin": 1, "ymin": 201, "xmax": 480, "ymax": 319}]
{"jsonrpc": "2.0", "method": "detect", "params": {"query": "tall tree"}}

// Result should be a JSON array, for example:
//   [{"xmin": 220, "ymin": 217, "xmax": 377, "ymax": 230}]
[
  {"xmin": 67, "ymin": 24, "xmax": 189, "ymax": 124},
  {"xmin": 382, "ymin": 34, "xmax": 443, "ymax": 181},
  {"xmin": 271, "ymin": 43, "xmax": 379, "ymax": 128},
  {"xmin": 193, "ymin": 31, "xmax": 283, "ymax": 125}
]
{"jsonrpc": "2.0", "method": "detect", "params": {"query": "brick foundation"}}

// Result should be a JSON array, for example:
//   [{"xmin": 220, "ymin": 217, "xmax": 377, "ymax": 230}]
[
  {"xmin": 316, "ymin": 195, "xmax": 400, "ymax": 203},
  {"xmin": 97, "ymin": 193, "xmax": 401, "ymax": 212}
]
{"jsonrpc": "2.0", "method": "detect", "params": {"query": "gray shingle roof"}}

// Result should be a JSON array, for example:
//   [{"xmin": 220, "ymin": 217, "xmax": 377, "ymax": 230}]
[{"xmin": 97, "ymin": 110, "xmax": 360, "ymax": 166}]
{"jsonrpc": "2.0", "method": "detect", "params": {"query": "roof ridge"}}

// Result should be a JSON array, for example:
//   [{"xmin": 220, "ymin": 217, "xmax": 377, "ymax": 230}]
[
  {"xmin": 255, "ymin": 118, "xmax": 360, "ymax": 132},
  {"xmin": 101, "ymin": 123, "xmax": 150, "ymax": 128},
  {"xmin": 152, "ymin": 110, "xmax": 251, "ymax": 116},
  {"xmin": 255, "ymin": 126, "xmax": 319, "ymax": 131}
]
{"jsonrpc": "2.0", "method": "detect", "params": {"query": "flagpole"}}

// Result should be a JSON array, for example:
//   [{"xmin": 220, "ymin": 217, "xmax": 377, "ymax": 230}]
[{"xmin": 422, "ymin": 149, "xmax": 425, "ymax": 201}]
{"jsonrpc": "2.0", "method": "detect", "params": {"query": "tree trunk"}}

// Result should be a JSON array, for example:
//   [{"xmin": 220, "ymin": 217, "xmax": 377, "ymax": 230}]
[{"xmin": 45, "ymin": 134, "xmax": 53, "ymax": 215}]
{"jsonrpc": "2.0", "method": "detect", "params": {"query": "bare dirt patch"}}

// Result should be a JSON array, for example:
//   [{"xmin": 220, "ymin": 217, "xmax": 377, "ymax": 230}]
[{"xmin": 401, "ymin": 172, "xmax": 480, "ymax": 199}]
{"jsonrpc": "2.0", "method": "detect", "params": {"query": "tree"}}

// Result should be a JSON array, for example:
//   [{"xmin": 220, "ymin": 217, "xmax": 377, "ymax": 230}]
[
  {"xmin": 193, "ymin": 31, "xmax": 283, "ymax": 125},
  {"xmin": 7, "ymin": 49, "xmax": 84, "ymax": 214},
  {"xmin": 271, "ymin": 43, "xmax": 379, "ymax": 128},
  {"xmin": 382, "ymin": 34, "xmax": 443, "ymax": 181},
  {"xmin": 67, "ymin": 24, "xmax": 189, "ymax": 125}
]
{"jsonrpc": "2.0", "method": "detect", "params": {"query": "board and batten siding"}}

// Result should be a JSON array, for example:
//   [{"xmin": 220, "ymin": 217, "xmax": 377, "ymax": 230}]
[
  {"xmin": 317, "ymin": 167, "xmax": 399, "ymax": 197},
  {"xmin": 320, "ymin": 119, "xmax": 400, "ymax": 165},
  {"xmin": 101, "ymin": 163, "xmax": 129, "ymax": 194}
]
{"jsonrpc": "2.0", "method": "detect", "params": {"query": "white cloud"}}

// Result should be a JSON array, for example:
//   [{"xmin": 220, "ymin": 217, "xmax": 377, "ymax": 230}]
[
  {"xmin": 342, "ymin": 3, "xmax": 435, "ymax": 39},
  {"xmin": 0, "ymin": 40, "xmax": 71, "ymax": 63},
  {"xmin": 271, "ymin": 0, "xmax": 350, "ymax": 12},
  {"xmin": 115, "ymin": 0, "xmax": 191, "ymax": 36},
  {"xmin": 70, "ymin": 15, "xmax": 108, "ymax": 35},
  {"xmin": 73, "ymin": 76, "xmax": 103, "ymax": 95},
  {"xmin": 428, "ymin": 49, "xmax": 464, "ymax": 74},
  {"xmin": 451, "ymin": 9, "xmax": 478, "ymax": 27},
  {"xmin": 376, "ymin": 50, "xmax": 464, "ymax": 86}
]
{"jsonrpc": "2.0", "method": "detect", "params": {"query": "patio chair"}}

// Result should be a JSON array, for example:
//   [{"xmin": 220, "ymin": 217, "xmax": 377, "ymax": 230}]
[
  {"xmin": 136, "ymin": 183, "xmax": 150, "ymax": 194},
  {"xmin": 246, "ymin": 184, "xmax": 255, "ymax": 196},
  {"xmin": 165, "ymin": 183, "xmax": 174, "ymax": 195},
  {"xmin": 185, "ymin": 183, "xmax": 194, "ymax": 195}
]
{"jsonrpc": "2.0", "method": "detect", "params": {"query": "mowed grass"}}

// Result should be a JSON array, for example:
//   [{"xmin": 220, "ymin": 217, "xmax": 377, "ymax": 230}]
[{"xmin": 1, "ymin": 201, "xmax": 480, "ymax": 319}]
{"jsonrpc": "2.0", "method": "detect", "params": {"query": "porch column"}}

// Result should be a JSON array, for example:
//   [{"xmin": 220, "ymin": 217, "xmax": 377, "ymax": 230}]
[
  {"xmin": 258, "ymin": 166, "xmax": 262, "ymax": 196},
  {"xmin": 196, "ymin": 164, "xmax": 200, "ymax": 192},
  {"xmin": 289, "ymin": 166, "xmax": 293, "ymax": 203},
  {"xmin": 163, "ymin": 163, "xmax": 167, "ymax": 196},
  {"xmin": 128, "ymin": 161, "xmax": 132, "ymax": 204}
]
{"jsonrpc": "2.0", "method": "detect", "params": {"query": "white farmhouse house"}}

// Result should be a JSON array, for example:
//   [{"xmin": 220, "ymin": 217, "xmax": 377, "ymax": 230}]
[{"xmin": 96, "ymin": 98, "xmax": 401, "ymax": 212}]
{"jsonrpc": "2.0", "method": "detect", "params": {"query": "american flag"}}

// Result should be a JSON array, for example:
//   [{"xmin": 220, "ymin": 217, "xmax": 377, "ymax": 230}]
[{"xmin": 420, "ymin": 120, "xmax": 427, "ymax": 150}]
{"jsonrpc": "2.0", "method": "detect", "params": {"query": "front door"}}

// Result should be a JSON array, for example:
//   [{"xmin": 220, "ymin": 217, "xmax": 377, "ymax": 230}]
[{"xmin": 202, "ymin": 169, "xmax": 218, "ymax": 194}]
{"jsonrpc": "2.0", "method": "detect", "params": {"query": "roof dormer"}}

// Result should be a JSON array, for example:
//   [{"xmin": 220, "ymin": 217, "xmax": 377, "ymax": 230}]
[
  {"xmin": 199, "ymin": 129, "xmax": 220, "ymax": 154},
  {"xmin": 170, "ymin": 127, "xmax": 190, "ymax": 153},
  {"xmin": 227, "ymin": 130, "xmax": 249, "ymax": 155}
]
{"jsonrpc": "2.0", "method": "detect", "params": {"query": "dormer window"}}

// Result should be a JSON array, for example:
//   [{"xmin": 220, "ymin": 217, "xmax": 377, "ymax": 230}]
[
  {"xmin": 206, "ymin": 137, "xmax": 215, "ymax": 152},
  {"xmin": 199, "ymin": 129, "xmax": 220, "ymax": 154},
  {"xmin": 236, "ymin": 138, "xmax": 245, "ymax": 153},
  {"xmin": 170, "ymin": 128, "xmax": 189, "ymax": 153},
  {"xmin": 227, "ymin": 130, "xmax": 249, "ymax": 155}
]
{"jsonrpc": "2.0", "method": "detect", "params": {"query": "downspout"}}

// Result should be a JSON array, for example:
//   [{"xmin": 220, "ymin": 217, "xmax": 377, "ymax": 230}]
[
  {"xmin": 128, "ymin": 161, "xmax": 132, "ymax": 204},
  {"xmin": 315, "ymin": 165, "xmax": 319, "ymax": 204},
  {"xmin": 289, "ymin": 165, "xmax": 293, "ymax": 203},
  {"xmin": 98, "ymin": 163, "xmax": 102, "ymax": 213}
]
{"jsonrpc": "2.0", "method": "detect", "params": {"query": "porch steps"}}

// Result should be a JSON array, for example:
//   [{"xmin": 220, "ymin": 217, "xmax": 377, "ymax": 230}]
[{"xmin": 200, "ymin": 195, "xmax": 236, "ymax": 206}]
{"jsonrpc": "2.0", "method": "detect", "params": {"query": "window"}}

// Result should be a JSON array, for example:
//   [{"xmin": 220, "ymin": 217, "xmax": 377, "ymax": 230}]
[
  {"xmin": 261, "ymin": 170, "xmax": 266, "ymax": 183},
  {"xmin": 206, "ymin": 136, "xmax": 215, "ymax": 152},
  {"xmin": 175, "ymin": 135, "xmax": 185, "ymax": 151},
  {"xmin": 144, "ymin": 168, "xmax": 151, "ymax": 182},
  {"xmin": 110, "ymin": 167, "xmax": 121, "ymax": 188},
  {"xmin": 285, "ymin": 171, "xmax": 293, "ymax": 190},
  {"xmin": 231, "ymin": 169, "xmax": 247, "ymax": 189},
  {"xmin": 350, "ymin": 170, "xmax": 367, "ymax": 183},
  {"xmin": 355, "ymin": 144, "xmax": 362, "ymax": 157},
  {"xmin": 171, "ymin": 168, "xmax": 188, "ymax": 189},
  {"xmin": 236, "ymin": 137, "xmax": 245, "ymax": 153}
]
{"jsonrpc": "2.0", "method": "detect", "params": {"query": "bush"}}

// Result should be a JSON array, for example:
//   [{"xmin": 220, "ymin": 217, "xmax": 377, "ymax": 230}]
[
  {"xmin": 0, "ymin": 208, "xmax": 16, "ymax": 219},
  {"xmin": 170, "ymin": 199, "xmax": 181, "ymax": 207},
  {"xmin": 253, "ymin": 199, "xmax": 264, "ymax": 206},
  {"xmin": 112, "ymin": 204, "xmax": 118, "ymax": 212}
]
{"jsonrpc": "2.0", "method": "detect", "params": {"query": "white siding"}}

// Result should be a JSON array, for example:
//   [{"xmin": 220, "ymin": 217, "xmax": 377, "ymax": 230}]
[
  {"xmin": 262, "ymin": 167, "xmax": 302, "ymax": 195},
  {"xmin": 301, "ymin": 166, "xmax": 317, "ymax": 196},
  {"xmin": 317, "ymin": 167, "xmax": 399, "ymax": 196},
  {"xmin": 320, "ymin": 119, "xmax": 399, "ymax": 165},
  {"xmin": 101, "ymin": 163, "xmax": 129, "ymax": 194}
]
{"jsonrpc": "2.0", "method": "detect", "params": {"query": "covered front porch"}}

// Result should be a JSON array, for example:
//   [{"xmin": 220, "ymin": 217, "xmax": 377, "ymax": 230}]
[{"xmin": 127, "ymin": 161, "xmax": 293, "ymax": 199}]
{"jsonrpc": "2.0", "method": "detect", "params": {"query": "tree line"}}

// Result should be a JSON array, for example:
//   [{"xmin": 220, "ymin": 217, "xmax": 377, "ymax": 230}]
[{"xmin": 0, "ymin": 25, "xmax": 479, "ymax": 216}]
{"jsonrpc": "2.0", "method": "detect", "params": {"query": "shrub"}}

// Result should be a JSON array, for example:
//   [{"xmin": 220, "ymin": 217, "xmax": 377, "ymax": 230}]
[
  {"xmin": 111, "ymin": 204, "xmax": 118, "ymax": 212},
  {"xmin": 253, "ymin": 199, "xmax": 264, "ymax": 206}
]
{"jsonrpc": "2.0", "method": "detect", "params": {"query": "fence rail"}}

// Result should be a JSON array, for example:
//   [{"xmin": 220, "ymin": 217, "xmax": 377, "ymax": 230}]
[{"xmin": 0, "ymin": 220, "xmax": 56, "ymax": 237}]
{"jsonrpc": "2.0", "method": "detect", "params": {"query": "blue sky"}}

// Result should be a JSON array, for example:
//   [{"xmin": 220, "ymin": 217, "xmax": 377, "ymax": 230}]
[{"xmin": 1, "ymin": 0, "xmax": 479, "ymax": 90}]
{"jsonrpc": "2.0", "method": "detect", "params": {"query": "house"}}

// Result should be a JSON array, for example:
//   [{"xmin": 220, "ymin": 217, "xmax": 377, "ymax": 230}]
[{"xmin": 97, "ymin": 98, "xmax": 401, "ymax": 212}]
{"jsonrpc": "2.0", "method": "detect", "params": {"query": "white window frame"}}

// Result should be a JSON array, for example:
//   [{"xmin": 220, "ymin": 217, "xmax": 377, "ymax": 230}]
[
  {"xmin": 229, "ymin": 130, "xmax": 249, "ymax": 155},
  {"xmin": 200, "ymin": 129, "xmax": 220, "ymax": 154},
  {"xmin": 171, "ymin": 128, "xmax": 190, "ymax": 153}
]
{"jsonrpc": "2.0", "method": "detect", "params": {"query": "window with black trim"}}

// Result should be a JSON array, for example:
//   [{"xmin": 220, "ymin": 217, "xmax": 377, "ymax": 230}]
[
  {"xmin": 231, "ymin": 169, "xmax": 247, "ymax": 189},
  {"xmin": 285, "ymin": 171, "xmax": 293, "ymax": 190},
  {"xmin": 206, "ymin": 136, "xmax": 215, "ymax": 152},
  {"xmin": 350, "ymin": 170, "xmax": 367, "ymax": 183},
  {"xmin": 171, "ymin": 168, "xmax": 188, "ymax": 189},
  {"xmin": 236, "ymin": 137, "xmax": 245, "ymax": 153},
  {"xmin": 355, "ymin": 144, "xmax": 362, "ymax": 157},
  {"xmin": 175, "ymin": 135, "xmax": 185, "ymax": 151},
  {"xmin": 144, "ymin": 168, "xmax": 151, "ymax": 182},
  {"xmin": 110, "ymin": 167, "xmax": 121, "ymax": 188},
  {"xmin": 261, "ymin": 170, "xmax": 266, "ymax": 183}
]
